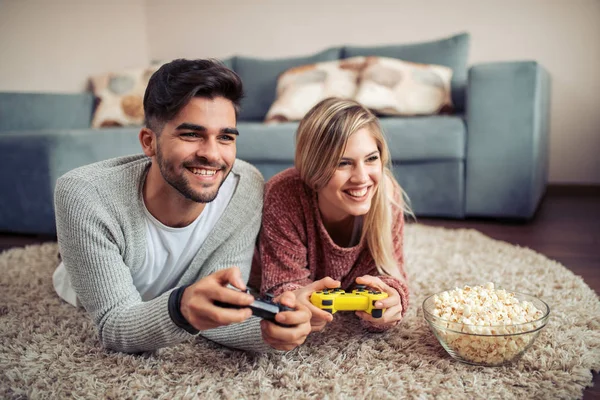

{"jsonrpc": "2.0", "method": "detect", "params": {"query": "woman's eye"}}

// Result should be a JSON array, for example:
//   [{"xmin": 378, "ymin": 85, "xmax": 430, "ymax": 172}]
[
  {"xmin": 367, "ymin": 155, "xmax": 380, "ymax": 162},
  {"xmin": 338, "ymin": 161, "xmax": 351, "ymax": 167}
]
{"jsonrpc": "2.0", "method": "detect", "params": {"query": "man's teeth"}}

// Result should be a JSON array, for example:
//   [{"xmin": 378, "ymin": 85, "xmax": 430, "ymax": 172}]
[
  {"xmin": 346, "ymin": 188, "xmax": 368, "ymax": 197},
  {"xmin": 190, "ymin": 168, "xmax": 217, "ymax": 176}
]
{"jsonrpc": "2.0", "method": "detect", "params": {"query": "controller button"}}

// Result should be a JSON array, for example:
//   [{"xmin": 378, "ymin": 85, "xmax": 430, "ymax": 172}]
[
  {"xmin": 372, "ymin": 309, "xmax": 383, "ymax": 318},
  {"xmin": 324, "ymin": 308, "xmax": 333, "ymax": 314},
  {"xmin": 322, "ymin": 300, "xmax": 333, "ymax": 306}
]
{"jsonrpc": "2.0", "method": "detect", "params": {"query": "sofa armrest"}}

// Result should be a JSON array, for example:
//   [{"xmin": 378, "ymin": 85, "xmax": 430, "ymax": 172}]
[
  {"xmin": 0, "ymin": 128, "xmax": 141, "ymax": 234},
  {"xmin": 0, "ymin": 92, "xmax": 95, "ymax": 132},
  {"xmin": 465, "ymin": 61, "xmax": 551, "ymax": 219}
]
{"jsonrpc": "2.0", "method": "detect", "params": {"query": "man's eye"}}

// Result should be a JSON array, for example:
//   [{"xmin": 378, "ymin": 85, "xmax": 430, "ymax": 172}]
[
  {"xmin": 181, "ymin": 132, "xmax": 198, "ymax": 138},
  {"xmin": 219, "ymin": 135, "xmax": 236, "ymax": 141}
]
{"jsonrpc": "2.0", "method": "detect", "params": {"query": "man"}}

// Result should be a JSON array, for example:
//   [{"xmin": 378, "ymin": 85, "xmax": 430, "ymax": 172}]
[{"xmin": 52, "ymin": 59, "xmax": 311, "ymax": 353}]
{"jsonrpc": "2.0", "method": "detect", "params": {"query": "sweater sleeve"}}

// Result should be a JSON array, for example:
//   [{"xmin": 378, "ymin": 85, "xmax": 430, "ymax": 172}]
[
  {"xmin": 55, "ymin": 177, "xmax": 190, "ymax": 353},
  {"xmin": 258, "ymin": 178, "xmax": 313, "ymax": 297},
  {"xmin": 360, "ymin": 210, "xmax": 410, "ymax": 333}
]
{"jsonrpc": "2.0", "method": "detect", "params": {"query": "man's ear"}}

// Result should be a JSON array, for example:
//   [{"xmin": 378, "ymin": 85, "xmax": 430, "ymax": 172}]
[{"xmin": 139, "ymin": 128, "xmax": 156, "ymax": 157}]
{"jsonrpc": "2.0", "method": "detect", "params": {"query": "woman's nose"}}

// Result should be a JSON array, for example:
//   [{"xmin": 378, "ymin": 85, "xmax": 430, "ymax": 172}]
[{"xmin": 351, "ymin": 162, "xmax": 369, "ymax": 183}]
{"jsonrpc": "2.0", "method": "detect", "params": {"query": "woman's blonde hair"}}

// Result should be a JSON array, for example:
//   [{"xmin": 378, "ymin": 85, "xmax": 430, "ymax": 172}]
[{"xmin": 295, "ymin": 97, "xmax": 412, "ymax": 279}]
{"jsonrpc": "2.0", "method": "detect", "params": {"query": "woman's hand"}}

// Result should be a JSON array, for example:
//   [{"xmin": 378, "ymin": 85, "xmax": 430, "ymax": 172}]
[
  {"xmin": 292, "ymin": 277, "xmax": 341, "ymax": 332},
  {"xmin": 354, "ymin": 275, "xmax": 403, "ymax": 327}
]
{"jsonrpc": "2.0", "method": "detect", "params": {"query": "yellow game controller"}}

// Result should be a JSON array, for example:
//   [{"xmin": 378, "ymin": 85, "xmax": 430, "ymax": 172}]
[{"xmin": 310, "ymin": 285, "xmax": 388, "ymax": 318}]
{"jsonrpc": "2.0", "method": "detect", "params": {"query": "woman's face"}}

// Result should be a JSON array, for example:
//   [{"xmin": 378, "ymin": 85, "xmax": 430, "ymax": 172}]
[{"xmin": 317, "ymin": 127, "xmax": 383, "ymax": 223}]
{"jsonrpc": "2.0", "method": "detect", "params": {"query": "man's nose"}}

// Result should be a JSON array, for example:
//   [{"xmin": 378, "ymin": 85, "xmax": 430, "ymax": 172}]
[{"xmin": 197, "ymin": 137, "xmax": 220, "ymax": 163}]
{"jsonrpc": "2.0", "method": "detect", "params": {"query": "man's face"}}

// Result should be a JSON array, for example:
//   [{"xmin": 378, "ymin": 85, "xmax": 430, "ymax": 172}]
[{"xmin": 154, "ymin": 96, "xmax": 237, "ymax": 203}]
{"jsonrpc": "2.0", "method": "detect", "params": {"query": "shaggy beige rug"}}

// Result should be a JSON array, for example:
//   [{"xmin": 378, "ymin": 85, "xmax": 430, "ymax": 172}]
[{"xmin": 1, "ymin": 225, "xmax": 599, "ymax": 399}]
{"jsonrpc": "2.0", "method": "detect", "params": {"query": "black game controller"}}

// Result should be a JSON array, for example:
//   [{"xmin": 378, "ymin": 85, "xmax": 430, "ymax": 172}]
[{"xmin": 214, "ymin": 290, "xmax": 296, "ymax": 327}]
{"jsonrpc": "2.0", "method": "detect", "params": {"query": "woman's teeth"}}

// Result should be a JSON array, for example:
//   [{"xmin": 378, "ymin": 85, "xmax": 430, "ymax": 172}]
[{"xmin": 346, "ymin": 188, "xmax": 368, "ymax": 197}]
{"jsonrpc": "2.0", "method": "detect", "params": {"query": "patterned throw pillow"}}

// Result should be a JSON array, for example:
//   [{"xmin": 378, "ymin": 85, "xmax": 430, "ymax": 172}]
[
  {"xmin": 265, "ymin": 56, "xmax": 453, "ymax": 122},
  {"xmin": 264, "ymin": 58, "xmax": 363, "ymax": 123},
  {"xmin": 354, "ymin": 56, "xmax": 453, "ymax": 116},
  {"xmin": 90, "ymin": 65, "xmax": 161, "ymax": 128}
]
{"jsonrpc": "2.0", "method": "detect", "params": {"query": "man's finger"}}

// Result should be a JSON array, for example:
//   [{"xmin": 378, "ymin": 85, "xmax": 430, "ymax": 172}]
[
  {"xmin": 306, "ymin": 302, "xmax": 334, "ymax": 322},
  {"xmin": 277, "ymin": 291, "xmax": 297, "ymax": 309},
  {"xmin": 261, "ymin": 328, "xmax": 302, "ymax": 351},
  {"xmin": 261, "ymin": 320, "xmax": 310, "ymax": 349},
  {"xmin": 187, "ymin": 305, "xmax": 253, "ymax": 329},
  {"xmin": 212, "ymin": 286, "xmax": 255, "ymax": 307},
  {"xmin": 264, "ymin": 319, "xmax": 310, "ymax": 342},
  {"xmin": 310, "ymin": 319, "xmax": 328, "ymax": 332},
  {"xmin": 275, "ymin": 305, "xmax": 311, "ymax": 327},
  {"xmin": 213, "ymin": 267, "xmax": 247, "ymax": 290},
  {"xmin": 208, "ymin": 306, "xmax": 254, "ymax": 325}
]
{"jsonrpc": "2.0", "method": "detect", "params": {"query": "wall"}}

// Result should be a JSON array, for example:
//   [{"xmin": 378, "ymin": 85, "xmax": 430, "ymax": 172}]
[
  {"xmin": 0, "ymin": 0, "xmax": 149, "ymax": 92},
  {"xmin": 1, "ymin": 0, "xmax": 598, "ymax": 184}
]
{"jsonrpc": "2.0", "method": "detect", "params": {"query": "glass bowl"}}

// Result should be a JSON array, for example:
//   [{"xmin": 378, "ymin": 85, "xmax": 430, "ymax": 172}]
[{"xmin": 423, "ymin": 290, "xmax": 550, "ymax": 367}]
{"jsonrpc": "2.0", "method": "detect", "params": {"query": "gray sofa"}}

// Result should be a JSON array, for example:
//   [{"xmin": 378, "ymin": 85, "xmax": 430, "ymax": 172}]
[{"xmin": 0, "ymin": 33, "xmax": 551, "ymax": 235}]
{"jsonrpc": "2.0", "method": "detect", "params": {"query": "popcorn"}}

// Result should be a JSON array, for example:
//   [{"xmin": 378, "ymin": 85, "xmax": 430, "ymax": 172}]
[{"xmin": 425, "ymin": 283, "xmax": 547, "ymax": 366}]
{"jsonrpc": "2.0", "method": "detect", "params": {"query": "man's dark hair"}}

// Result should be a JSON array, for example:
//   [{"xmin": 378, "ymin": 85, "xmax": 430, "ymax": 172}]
[{"xmin": 143, "ymin": 59, "xmax": 243, "ymax": 134}]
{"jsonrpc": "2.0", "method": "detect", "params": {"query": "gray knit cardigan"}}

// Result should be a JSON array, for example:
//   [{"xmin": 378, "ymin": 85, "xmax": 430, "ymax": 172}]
[{"xmin": 54, "ymin": 154, "xmax": 271, "ymax": 353}]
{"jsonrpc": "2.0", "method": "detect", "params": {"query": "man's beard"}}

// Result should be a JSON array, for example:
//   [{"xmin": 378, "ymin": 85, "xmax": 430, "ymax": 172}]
[{"xmin": 156, "ymin": 147, "xmax": 230, "ymax": 203}]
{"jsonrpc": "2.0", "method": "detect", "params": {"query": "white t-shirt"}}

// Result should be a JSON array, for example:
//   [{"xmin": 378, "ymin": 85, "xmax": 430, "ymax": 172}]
[
  {"xmin": 53, "ymin": 172, "xmax": 239, "ymax": 306},
  {"xmin": 134, "ymin": 173, "xmax": 238, "ymax": 300}
]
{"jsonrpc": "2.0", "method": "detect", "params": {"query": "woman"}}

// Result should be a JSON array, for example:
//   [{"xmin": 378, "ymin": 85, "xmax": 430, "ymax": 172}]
[{"xmin": 252, "ymin": 97, "xmax": 411, "ymax": 333}]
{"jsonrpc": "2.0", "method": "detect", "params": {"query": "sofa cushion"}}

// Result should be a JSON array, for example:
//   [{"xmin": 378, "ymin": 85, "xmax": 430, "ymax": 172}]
[
  {"xmin": 264, "ymin": 58, "xmax": 360, "ymax": 123},
  {"xmin": 0, "ymin": 92, "xmax": 94, "ymax": 132},
  {"xmin": 235, "ymin": 116, "xmax": 465, "ymax": 163},
  {"xmin": 354, "ymin": 57, "xmax": 453, "ymax": 116},
  {"xmin": 234, "ymin": 47, "xmax": 342, "ymax": 121},
  {"xmin": 264, "ymin": 56, "xmax": 453, "ymax": 123},
  {"xmin": 342, "ymin": 32, "xmax": 470, "ymax": 111},
  {"xmin": 90, "ymin": 65, "xmax": 162, "ymax": 128},
  {"xmin": 0, "ymin": 127, "xmax": 143, "ymax": 234}
]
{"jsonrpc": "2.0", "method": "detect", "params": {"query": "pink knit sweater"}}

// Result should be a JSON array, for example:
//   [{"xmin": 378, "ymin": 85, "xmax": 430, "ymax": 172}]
[{"xmin": 251, "ymin": 168, "xmax": 409, "ymax": 330}]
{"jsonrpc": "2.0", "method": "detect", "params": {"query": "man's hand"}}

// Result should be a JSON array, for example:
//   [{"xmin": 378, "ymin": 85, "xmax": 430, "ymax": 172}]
[
  {"xmin": 260, "ymin": 291, "xmax": 312, "ymax": 351},
  {"xmin": 180, "ymin": 267, "xmax": 255, "ymax": 331},
  {"xmin": 293, "ymin": 277, "xmax": 341, "ymax": 332},
  {"xmin": 354, "ymin": 275, "xmax": 403, "ymax": 327}
]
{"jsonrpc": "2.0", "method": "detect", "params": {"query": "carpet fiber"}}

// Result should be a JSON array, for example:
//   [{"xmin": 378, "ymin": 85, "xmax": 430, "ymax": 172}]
[{"xmin": 1, "ymin": 225, "xmax": 599, "ymax": 399}]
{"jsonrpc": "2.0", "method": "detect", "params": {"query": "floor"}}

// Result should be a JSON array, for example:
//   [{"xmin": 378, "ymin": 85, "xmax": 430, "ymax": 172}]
[
  {"xmin": 1, "ymin": 189, "xmax": 599, "ymax": 398},
  {"xmin": 420, "ymin": 188, "xmax": 600, "ymax": 399}
]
